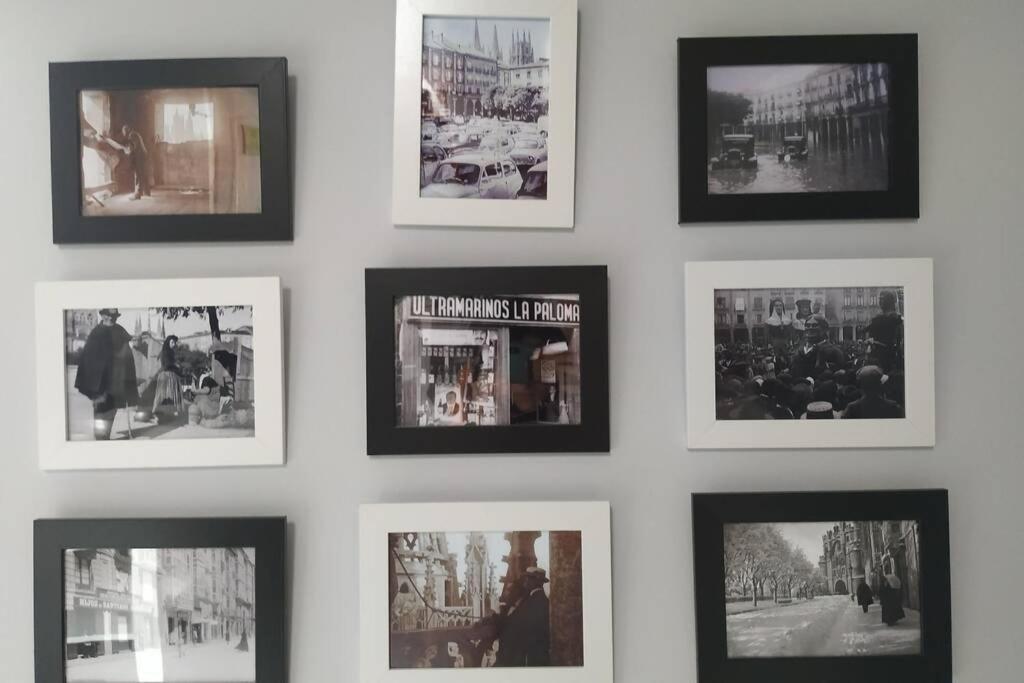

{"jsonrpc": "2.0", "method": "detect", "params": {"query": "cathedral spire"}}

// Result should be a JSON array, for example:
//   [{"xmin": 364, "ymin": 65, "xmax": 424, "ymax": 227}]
[
  {"xmin": 492, "ymin": 25, "xmax": 502, "ymax": 62},
  {"xmin": 473, "ymin": 18, "xmax": 483, "ymax": 52}
]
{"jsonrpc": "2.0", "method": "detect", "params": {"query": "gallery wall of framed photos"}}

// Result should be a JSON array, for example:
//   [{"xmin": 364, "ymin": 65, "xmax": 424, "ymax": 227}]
[{"xmin": 2, "ymin": 0, "xmax": 1023, "ymax": 682}]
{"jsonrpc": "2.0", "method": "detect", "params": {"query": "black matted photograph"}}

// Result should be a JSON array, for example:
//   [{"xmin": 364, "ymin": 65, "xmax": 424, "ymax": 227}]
[
  {"xmin": 49, "ymin": 58, "xmax": 290, "ymax": 243},
  {"xmin": 365, "ymin": 266, "xmax": 608, "ymax": 454},
  {"xmin": 420, "ymin": 16, "xmax": 551, "ymax": 200},
  {"xmin": 388, "ymin": 530, "xmax": 583, "ymax": 668},
  {"xmin": 692, "ymin": 490, "xmax": 951, "ymax": 683},
  {"xmin": 678, "ymin": 34, "xmax": 918, "ymax": 222},
  {"xmin": 713, "ymin": 286, "xmax": 906, "ymax": 420},
  {"xmin": 34, "ymin": 517, "xmax": 285, "ymax": 683}
]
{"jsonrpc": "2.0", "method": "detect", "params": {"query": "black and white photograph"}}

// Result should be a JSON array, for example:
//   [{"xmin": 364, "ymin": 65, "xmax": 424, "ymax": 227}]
[
  {"xmin": 63, "ymin": 547, "xmax": 256, "ymax": 683},
  {"xmin": 707, "ymin": 63, "xmax": 890, "ymax": 195},
  {"xmin": 394, "ymin": 294, "xmax": 581, "ymax": 427},
  {"xmin": 724, "ymin": 521, "xmax": 921, "ymax": 658},
  {"xmin": 79, "ymin": 87, "xmax": 262, "ymax": 216},
  {"xmin": 677, "ymin": 34, "xmax": 919, "ymax": 223},
  {"xmin": 64, "ymin": 306, "xmax": 256, "ymax": 441},
  {"xmin": 419, "ymin": 16, "xmax": 551, "ymax": 200},
  {"xmin": 388, "ymin": 530, "xmax": 583, "ymax": 669},
  {"xmin": 49, "ymin": 58, "xmax": 291, "ymax": 243},
  {"xmin": 713, "ymin": 286, "xmax": 905, "ymax": 420}
]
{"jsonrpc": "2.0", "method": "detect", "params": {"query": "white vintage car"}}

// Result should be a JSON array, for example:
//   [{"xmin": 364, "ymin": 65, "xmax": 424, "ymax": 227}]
[{"xmin": 420, "ymin": 153, "xmax": 523, "ymax": 199}]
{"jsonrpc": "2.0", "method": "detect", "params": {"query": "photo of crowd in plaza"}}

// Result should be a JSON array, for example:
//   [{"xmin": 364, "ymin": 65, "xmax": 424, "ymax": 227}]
[
  {"xmin": 713, "ymin": 286, "xmax": 905, "ymax": 420},
  {"xmin": 79, "ymin": 87, "xmax": 262, "ymax": 217},
  {"xmin": 724, "ymin": 520, "xmax": 921, "ymax": 658},
  {"xmin": 388, "ymin": 530, "xmax": 583, "ymax": 669},
  {"xmin": 706, "ymin": 63, "xmax": 891, "ymax": 195},
  {"xmin": 394, "ymin": 294, "xmax": 581, "ymax": 427},
  {"xmin": 419, "ymin": 16, "xmax": 551, "ymax": 199},
  {"xmin": 64, "ymin": 305, "xmax": 256, "ymax": 441},
  {"xmin": 63, "ymin": 547, "xmax": 256, "ymax": 682}
]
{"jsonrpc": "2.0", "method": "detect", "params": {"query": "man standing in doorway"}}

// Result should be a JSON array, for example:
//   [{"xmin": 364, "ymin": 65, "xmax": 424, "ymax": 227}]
[{"xmin": 121, "ymin": 123, "xmax": 150, "ymax": 200}]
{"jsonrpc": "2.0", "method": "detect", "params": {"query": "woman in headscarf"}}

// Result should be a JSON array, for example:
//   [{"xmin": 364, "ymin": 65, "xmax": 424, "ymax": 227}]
[
  {"xmin": 765, "ymin": 299, "xmax": 792, "ymax": 355},
  {"xmin": 152, "ymin": 335, "xmax": 185, "ymax": 423},
  {"xmin": 878, "ymin": 571, "xmax": 906, "ymax": 626}
]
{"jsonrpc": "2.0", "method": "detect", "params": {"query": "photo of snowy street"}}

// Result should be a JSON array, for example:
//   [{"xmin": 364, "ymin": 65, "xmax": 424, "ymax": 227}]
[
  {"xmin": 66, "ymin": 637, "xmax": 255, "ymax": 682},
  {"xmin": 724, "ymin": 520, "xmax": 922, "ymax": 658},
  {"xmin": 727, "ymin": 593, "xmax": 919, "ymax": 657}
]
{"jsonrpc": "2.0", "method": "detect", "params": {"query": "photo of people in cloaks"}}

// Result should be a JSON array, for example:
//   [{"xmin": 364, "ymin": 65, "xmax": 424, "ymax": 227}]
[
  {"xmin": 713, "ymin": 286, "xmax": 905, "ymax": 420},
  {"xmin": 724, "ymin": 521, "xmax": 921, "ymax": 658},
  {"xmin": 64, "ymin": 306, "xmax": 256, "ymax": 441},
  {"xmin": 388, "ymin": 530, "xmax": 584, "ymax": 669}
]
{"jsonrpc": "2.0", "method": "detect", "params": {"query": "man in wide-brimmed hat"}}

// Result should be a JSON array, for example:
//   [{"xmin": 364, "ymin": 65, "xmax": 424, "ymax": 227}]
[
  {"xmin": 496, "ymin": 566, "xmax": 551, "ymax": 667},
  {"xmin": 74, "ymin": 308, "xmax": 139, "ymax": 439}
]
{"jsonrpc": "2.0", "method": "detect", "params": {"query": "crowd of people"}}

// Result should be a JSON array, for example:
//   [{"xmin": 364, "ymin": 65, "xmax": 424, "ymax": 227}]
[{"xmin": 715, "ymin": 292, "xmax": 905, "ymax": 420}]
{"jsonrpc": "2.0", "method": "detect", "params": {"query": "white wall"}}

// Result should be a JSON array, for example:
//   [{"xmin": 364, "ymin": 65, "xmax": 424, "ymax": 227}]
[{"xmin": 0, "ymin": 0, "xmax": 1021, "ymax": 681}]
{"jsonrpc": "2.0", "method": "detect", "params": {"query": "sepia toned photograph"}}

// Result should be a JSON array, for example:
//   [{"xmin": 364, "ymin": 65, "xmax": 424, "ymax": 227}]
[
  {"xmin": 388, "ymin": 530, "xmax": 583, "ymax": 669},
  {"xmin": 706, "ymin": 63, "xmax": 891, "ymax": 195},
  {"xmin": 394, "ymin": 294, "xmax": 581, "ymax": 427},
  {"xmin": 713, "ymin": 286, "xmax": 905, "ymax": 420},
  {"xmin": 63, "ymin": 546, "xmax": 256, "ymax": 683},
  {"xmin": 724, "ymin": 521, "xmax": 921, "ymax": 658},
  {"xmin": 419, "ymin": 16, "xmax": 551, "ymax": 200},
  {"xmin": 64, "ymin": 306, "xmax": 256, "ymax": 441},
  {"xmin": 79, "ymin": 87, "xmax": 262, "ymax": 216}
]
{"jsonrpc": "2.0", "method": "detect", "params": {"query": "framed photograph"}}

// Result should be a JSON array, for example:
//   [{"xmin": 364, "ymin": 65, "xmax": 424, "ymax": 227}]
[
  {"xmin": 49, "ymin": 57, "xmax": 291, "ymax": 243},
  {"xmin": 365, "ymin": 266, "xmax": 609, "ymax": 455},
  {"xmin": 34, "ymin": 516, "xmax": 286, "ymax": 683},
  {"xmin": 692, "ymin": 490, "xmax": 951, "ymax": 683},
  {"xmin": 684, "ymin": 258, "xmax": 934, "ymax": 449},
  {"xmin": 391, "ymin": 0, "xmax": 578, "ymax": 228},
  {"xmin": 34, "ymin": 277, "xmax": 285, "ymax": 470},
  {"xmin": 359, "ymin": 501, "xmax": 612, "ymax": 683},
  {"xmin": 678, "ymin": 34, "xmax": 918, "ymax": 222}
]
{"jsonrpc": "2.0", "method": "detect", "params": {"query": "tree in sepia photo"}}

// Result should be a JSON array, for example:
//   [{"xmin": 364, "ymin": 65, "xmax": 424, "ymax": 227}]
[
  {"xmin": 724, "ymin": 521, "xmax": 921, "ymax": 658},
  {"xmin": 63, "ymin": 547, "xmax": 256, "ymax": 683},
  {"xmin": 79, "ymin": 87, "xmax": 262, "ymax": 216},
  {"xmin": 388, "ymin": 530, "xmax": 583, "ymax": 669},
  {"xmin": 419, "ymin": 16, "xmax": 551, "ymax": 200},
  {"xmin": 706, "ymin": 63, "xmax": 891, "ymax": 195},
  {"xmin": 64, "ymin": 305, "xmax": 256, "ymax": 441},
  {"xmin": 713, "ymin": 286, "xmax": 905, "ymax": 421}
]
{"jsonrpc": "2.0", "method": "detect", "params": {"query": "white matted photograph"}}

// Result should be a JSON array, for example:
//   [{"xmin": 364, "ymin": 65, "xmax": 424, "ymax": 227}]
[
  {"xmin": 684, "ymin": 259, "xmax": 934, "ymax": 449},
  {"xmin": 35, "ymin": 277, "xmax": 284, "ymax": 470},
  {"xmin": 359, "ymin": 502, "xmax": 612, "ymax": 683},
  {"xmin": 392, "ymin": 0, "xmax": 578, "ymax": 228}
]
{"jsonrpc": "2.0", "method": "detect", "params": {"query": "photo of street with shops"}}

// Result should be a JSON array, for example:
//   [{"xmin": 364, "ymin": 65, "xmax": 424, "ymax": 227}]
[
  {"xmin": 394, "ymin": 294, "xmax": 581, "ymax": 427},
  {"xmin": 388, "ymin": 530, "xmax": 583, "ymax": 668},
  {"xmin": 724, "ymin": 521, "xmax": 921, "ymax": 658},
  {"xmin": 713, "ymin": 286, "xmax": 905, "ymax": 420},
  {"xmin": 79, "ymin": 87, "xmax": 262, "ymax": 216},
  {"xmin": 64, "ymin": 547, "xmax": 256, "ymax": 682},
  {"xmin": 420, "ymin": 16, "xmax": 551, "ymax": 199},
  {"xmin": 64, "ymin": 306, "xmax": 256, "ymax": 441},
  {"xmin": 706, "ymin": 63, "xmax": 891, "ymax": 194}
]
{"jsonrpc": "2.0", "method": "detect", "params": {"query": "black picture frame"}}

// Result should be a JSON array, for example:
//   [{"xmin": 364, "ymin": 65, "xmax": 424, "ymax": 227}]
[
  {"xmin": 34, "ymin": 516, "xmax": 287, "ymax": 683},
  {"xmin": 691, "ymin": 489, "xmax": 951, "ymax": 683},
  {"xmin": 365, "ymin": 265, "xmax": 610, "ymax": 455},
  {"xmin": 678, "ymin": 34, "xmax": 919, "ymax": 223},
  {"xmin": 49, "ymin": 57, "xmax": 291, "ymax": 243}
]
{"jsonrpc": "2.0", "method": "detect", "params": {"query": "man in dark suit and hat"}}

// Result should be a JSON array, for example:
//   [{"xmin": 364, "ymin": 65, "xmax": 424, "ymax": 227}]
[
  {"xmin": 74, "ymin": 308, "xmax": 139, "ymax": 439},
  {"xmin": 790, "ymin": 317, "xmax": 845, "ymax": 380},
  {"xmin": 495, "ymin": 566, "xmax": 551, "ymax": 667}
]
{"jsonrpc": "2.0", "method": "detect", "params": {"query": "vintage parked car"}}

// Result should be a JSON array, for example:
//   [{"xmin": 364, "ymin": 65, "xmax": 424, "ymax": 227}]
[
  {"xmin": 449, "ymin": 132, "xmax": 485, "ymax": 154},
  {"xmin": 709, "ymin": 133, "xmax": 757, "ymax": 170},
  {"xmin": 509, "ymin": 135, "xmax": 548, "ymax": 173},
  {"xmin": 478, "ymin": 134, "xmax": 514, "ymax": 155},
  {"xmin": 420, "ymin": 144, "xmax": 447, "ymax": 187},
  {"xmin": 777, "ymin": 135, "xmax": 809, "ymax": 161},
  {"xmin": 421, "ymin": 154, "xmax": 523, "ymax": 199},
  {"xmin": 516, "ymin": 161, "xmax": 547, "ymax": 200}
]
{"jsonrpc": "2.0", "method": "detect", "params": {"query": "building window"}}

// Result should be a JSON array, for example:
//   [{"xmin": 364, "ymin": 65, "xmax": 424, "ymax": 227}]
[
  {"xmin": 736, "ymin": 313, "xmax": 745, "ymax": 325},
  {"xmin": 432, "ymin": 53, "xmax": 440, "ymax": 66},
  {"xmin": 715, "ymin": 297, "xmax": 726, "ymax": 309},
  {"xmin": 753, "ymin": 296, "xmax": 763, "ymax": 311},
  {"xmin": 734, "ymin": 296, "xmax": 746, "ymax": 311}
]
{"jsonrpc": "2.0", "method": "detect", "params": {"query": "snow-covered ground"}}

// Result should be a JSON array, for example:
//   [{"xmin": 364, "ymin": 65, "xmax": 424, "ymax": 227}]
[
  {"xmin": 727, "ymin": 594, "xmax": 920, "ymax": 658},
  {"xmin": 66, "ymin": 639, "xmax": 255, "ymax": 682}
]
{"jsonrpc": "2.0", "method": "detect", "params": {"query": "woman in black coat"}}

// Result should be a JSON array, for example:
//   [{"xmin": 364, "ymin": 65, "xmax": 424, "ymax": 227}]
[
  {"xmin": 856, "ymin": 579, "xmax": 875, "ymax": 613},
  {"xmin": 878, "ymin": 574, "xmax": 906, "ymax": 626}
]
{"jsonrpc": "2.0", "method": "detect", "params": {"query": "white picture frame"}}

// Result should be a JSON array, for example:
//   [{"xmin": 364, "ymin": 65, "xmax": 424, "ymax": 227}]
[
  {"xmin": 392, "ymin": 0, "xmax": 578, "ymax": 228},
  {"xmin": 359, "ymin": 501, "xmax": 613, "ymax": 683},
  {"xmin": 684, "ymin": 258, "xmax": 935, "ymax": 449},
  {"xmin": 34, "ymin": 277, "xmax": 285, "ymax": 470}
]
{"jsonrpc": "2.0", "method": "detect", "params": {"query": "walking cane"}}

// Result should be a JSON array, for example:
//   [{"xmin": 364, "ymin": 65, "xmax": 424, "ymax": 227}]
[{"xmin": 125, "ymin": 404, "xmax": 134, "ymax": 439}]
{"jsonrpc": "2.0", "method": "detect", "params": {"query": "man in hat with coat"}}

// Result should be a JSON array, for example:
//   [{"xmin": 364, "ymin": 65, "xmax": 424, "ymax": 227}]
[
  {"xmin": 73, "ymin": 308, "xmax": 139, "ymax": 440},
  {"xmin": 495, "ymin": 566, "xmax": 551, "ymax": 667}
]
